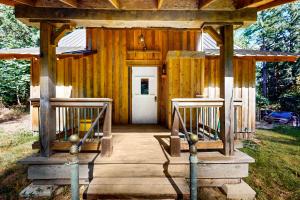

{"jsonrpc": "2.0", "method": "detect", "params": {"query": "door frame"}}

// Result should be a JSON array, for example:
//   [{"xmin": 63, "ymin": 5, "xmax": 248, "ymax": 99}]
[{"xmin": 129, "ymin": 65, "xmax": 160, "ymax": 124}]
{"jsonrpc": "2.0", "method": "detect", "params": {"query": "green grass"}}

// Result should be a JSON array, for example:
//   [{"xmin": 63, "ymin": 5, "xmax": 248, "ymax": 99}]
[
  {"xmin": 242, "ymin": 126, "xmax": 300, "ymax": 200},
  {"xmin": 0, "ymin": 129, "xmax": 38, "ymax": 199}
]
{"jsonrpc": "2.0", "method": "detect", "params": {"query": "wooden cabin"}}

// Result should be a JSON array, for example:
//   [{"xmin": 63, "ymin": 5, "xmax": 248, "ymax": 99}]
[{"xmin": 0, "ymin": 0, "xmax": 298, "ymax": 199}]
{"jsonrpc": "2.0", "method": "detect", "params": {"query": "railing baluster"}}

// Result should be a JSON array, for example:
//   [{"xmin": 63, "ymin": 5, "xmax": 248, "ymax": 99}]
[
  {"xmin": 63, "ymin": 107, "xmax": 66, "ymax": 141},
  {"xmin": 184, "ymin": 108, "xmax": 186, "ymax": 128},
  {"xmin": 58, "ymin": 107, "xmax": 61, "ymax": 139},
  {"xmin": 90, "ymin": 108, "xmax": 93, "ymax": 140},
  {"xmin": 84, "ymin": 108, "xmax": 87, "ymax": 138},
  {"xmin": 38, "ymin": 107, "xmax": 40, "ymax": 135},
  {"xmin": 77, "ymin": 108, "xmax": 80, "ymax": 136},
  {"xmin": 97, "ymin": 108, "xmax": 100, "ymax": 140},
  {"xmin": 208, "ymin": 107, "xmax": 211, "ymax": 140},
  {"xmin": 202, "ymin": 107, "xmax": 205, "ymax": 138},
  {"xmin": 71, "ymin": 107, "xmax": 74, "ymax": 135},
  {"xmin": 196, "ymin": 108, "xmax": 199, "ymax": 135},
  {"xmin": 190, "ymin": 107, "xmax": 192, "ymax": 133}
]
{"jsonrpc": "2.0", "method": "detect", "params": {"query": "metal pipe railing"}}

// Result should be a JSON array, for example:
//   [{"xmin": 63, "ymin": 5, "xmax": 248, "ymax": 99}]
[
  {"xmin": 68, "ymin": 104, "xmax": 108, "ymax": 200},
  {"xmin": 173, "ymin": 106, "xmax": 198, "ymax": 200}
]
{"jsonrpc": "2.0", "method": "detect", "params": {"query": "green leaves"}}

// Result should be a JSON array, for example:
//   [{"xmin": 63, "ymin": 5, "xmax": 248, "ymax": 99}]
[
  {"xmin": 0, "ymin": 5, "xmax": 38, "ymax": 106},
  {"xmin": 0, "ymin": 5, "xmax": 39, "ymax": 49},
  {"xmin": 235, "ymin": 2, "xmax": 300, "ymax": 112},
  {"xmin": 0, "ymin": 60, "xmax": 31, "ymax": 106}
]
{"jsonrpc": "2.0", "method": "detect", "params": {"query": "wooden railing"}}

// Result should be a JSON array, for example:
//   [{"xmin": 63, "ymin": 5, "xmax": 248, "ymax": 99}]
[
  {"xmin": 170, "ymin": 98, "xmax": 245, "ymax": 156},
  {"xmin": 170, "ymin": 98, "xmax": 224, "ymax": 156},
  {"xmin": 30, "ymin": 98, "xmax": 113, "ymax": 156}
]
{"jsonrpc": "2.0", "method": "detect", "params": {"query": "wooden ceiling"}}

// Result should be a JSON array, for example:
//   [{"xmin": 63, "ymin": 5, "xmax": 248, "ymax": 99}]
[
  {"xmin": 0, "ymin": 0, "xmax": 295, "ymax": 28},
  {"xmin": 1, "ymin": 0, "xmax": 296, "ymax": 11}
]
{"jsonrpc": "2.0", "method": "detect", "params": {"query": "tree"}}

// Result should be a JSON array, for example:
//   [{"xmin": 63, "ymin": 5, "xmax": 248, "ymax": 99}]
[
  {"xmin": 0, "ymin": 5, "xmax": 39, "ymax": 106},
  {"xmin": 235, "ymin": 2, "xmax": 300, "ymax": 112}
]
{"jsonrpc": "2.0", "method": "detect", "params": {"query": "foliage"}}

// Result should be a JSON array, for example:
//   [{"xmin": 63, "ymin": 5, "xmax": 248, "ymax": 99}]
[
  {"xmin": 242, "ymin": 127, "xmax": 300, "ymax": 200},
  {"xmin": 0, "ymin": 5, "xmax": 39, "ymax": 106},
  {"xmin": 256, "ymin": 93, "xmax": 270, "ymax": 108},
  {"xmin": 235, "ymin": 2, "xmax": 300, "ymax": 112},
  {"xmin": 0, "ymin": 60, "xmax": 31, "ymax": 106}
]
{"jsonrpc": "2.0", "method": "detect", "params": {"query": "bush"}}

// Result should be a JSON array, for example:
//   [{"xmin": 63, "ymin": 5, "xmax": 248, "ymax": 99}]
[
  {"xmin": 256, "ymin": 93, "xmax": 270, "ymax": 108},
  {"xmin": 279, "ymin": 93, "xmax": 300, "ymax": 113}
]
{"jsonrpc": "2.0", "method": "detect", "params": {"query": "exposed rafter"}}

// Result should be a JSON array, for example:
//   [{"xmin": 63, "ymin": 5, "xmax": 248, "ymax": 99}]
[
  {"xmin": 234, "ymin": 0, "xmax": 272, "ymax": 9},
  {"xmin": 107, "ymin": 0, "xmax": 120, "ymax": 9},
  {"xmin": 203, "ymin": 26, "xmax": 223, "ymax": 46},
  {"xmin": 198, "ymin": 0, "xmax": 215, "ymax": 9},
  {"xmin": 14, "ymin": 0, "xmax": 35, "ymax": 6},
  {"xmin": 157, "ymin": 0, "xmax": 164, "ymax": 9},
  {"xmin": 51, "ymin": 24, "xmax": 75, "ymax": 45},
  {"xmin": 58, "ymin": 0, "xmax": 78, "ymax": 8},
  {"xmin": 257, "ymin": 0, "xmax": 296, "ymax": 11},
  {"xmin": 0, "ymin": 0, "xmax": 15, "ymax": 6}
]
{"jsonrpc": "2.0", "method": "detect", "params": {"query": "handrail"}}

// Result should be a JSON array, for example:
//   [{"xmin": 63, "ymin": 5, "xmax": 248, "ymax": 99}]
[
  {"xmin": 173, "ymin": 105, "xmax": 191, "ymax": 143},
  {"xmin": 67, "ymin": 101, "xmax": 111, "ymax": 200},
  {"xmin": 30, "ymin": 98, "xmax": 112, "ymax": 108},
  {"xmin": 77, "ymin": 104, "xmax": 108, "ymax": 148},
  {"xmin": 172, "ymin": 104, "xmax": 198, "ymax": 200}
]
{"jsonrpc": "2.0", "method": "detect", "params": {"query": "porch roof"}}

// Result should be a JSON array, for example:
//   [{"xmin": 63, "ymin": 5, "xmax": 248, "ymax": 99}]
[
  {"xmin": 0, "ymin": 0, "xmax": 296, "ymax": 29},
  {"xmin": 1, "ymin": 0, "xmax": 295, "ymax": 11},
  {"xmin": 0, "ymin": 29, "xmax": 298, "ymax": 62}
]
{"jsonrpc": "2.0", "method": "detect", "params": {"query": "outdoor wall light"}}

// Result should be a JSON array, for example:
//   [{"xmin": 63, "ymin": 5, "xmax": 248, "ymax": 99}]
[
  {"xmin": 161, "ymin": 63, "xmax": 167, "ymax": 78},
  {"xmin": 138, "ymin": 34, "xmax": 147, "ymax": 50}
]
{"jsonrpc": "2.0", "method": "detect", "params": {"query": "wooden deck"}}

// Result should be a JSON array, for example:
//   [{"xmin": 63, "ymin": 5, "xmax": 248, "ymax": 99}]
[{"xmin": 21, "ymin": 125, "xmax": 254, "ymax": 199}]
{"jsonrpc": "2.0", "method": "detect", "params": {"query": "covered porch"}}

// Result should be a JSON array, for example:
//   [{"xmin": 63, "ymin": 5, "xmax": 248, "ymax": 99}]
[
  {"xmin": 21, "ymin": 125, "xmax": 254, "ymax": 199},
  {"xmin": 1, "ymin": 0, "xmax": 298, "ymax": 199}
]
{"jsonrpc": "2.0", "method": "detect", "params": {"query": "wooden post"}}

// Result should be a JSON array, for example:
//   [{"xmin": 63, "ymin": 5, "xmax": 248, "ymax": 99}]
[
  {"xmin": 101, "ymin": 102, "xmax": 113, "ymax": 156},
  {"xmin": 219, "ymin": 25, "xmax": 234, "ymax": 156},
  {"xmin": 170, "ymin": 103, "xmax": 181, "ymax": 157},
  {"xmin": 39, "ymin": 22, "xmax": 56, "ymax": 157}
]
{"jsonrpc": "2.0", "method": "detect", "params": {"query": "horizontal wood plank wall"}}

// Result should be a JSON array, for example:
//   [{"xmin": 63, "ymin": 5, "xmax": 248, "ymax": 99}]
[
  {"xmin": 31, "ymin": 28, "xmax": 199, "ymax": 127},
  {"xmin": 166, "ymin": 55, "xmax": 256, "ymax": 135}
]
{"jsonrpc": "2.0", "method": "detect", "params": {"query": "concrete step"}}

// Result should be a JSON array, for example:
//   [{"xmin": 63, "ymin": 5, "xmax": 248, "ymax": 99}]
[
  {"xmin": 84, "ymin": 177, "xmax": 190, "ymax": 200},
  {"xmin": 92, "ymin": 164, "xmax": 187, "ymax": 178}
]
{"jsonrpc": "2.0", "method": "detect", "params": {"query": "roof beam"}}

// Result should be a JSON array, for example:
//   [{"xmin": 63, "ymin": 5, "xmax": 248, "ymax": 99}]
[
  {"xmin": 58, "ymin": 0, "xmax": 78, "ymax": 8},
  {"xmin": 14, "ymin": 0, "xmax": 35, "ymax": 6},
  {"xmin": 157, "ymin": 0, "xmax": 164, "ymax": 9},
  {"xmin": 51, "ymin": 24, "xmax": 75, "ymax": 45},
  {"xmin": 257, "ymin": 0, "xmax": 296, "ymax": 11},
  {"xmin": 203, "ymin": 26, "xmax": 223, "ymax": 46},
  {"xmin": 15, "ymin": 6, "xmax": 257, "ymax": 25},
  {"xmin": 198, "ymin": 0, "xmax": 216, "ymax": 9},
  {"xmin": 234, "ymin": 0, "xmax": 274, "ymax": 9},
  {"xmin": 107, "ymin": 0, "xmax": 120, "ymax": 9}
]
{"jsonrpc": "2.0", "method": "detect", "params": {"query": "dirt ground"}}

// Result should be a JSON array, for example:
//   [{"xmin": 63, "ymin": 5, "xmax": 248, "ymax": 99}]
[{"xmin": 0, "ymin": 113, "xmax": 31, "ymax": 134}]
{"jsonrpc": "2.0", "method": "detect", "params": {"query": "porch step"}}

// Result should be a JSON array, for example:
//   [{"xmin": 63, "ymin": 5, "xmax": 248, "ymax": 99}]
[{"xmin": 84, "ymin": 177, "xmax": 190, "ymax": 200}]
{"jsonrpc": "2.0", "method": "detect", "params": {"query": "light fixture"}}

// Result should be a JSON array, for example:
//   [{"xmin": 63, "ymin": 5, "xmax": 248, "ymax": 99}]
[
  {"xmin": 138, "ymin": 34, "xmax": 147, "ymax": 51},
  {"xmin": 162, "ymin": 63, "xmax": 167, "ymax": 76}
]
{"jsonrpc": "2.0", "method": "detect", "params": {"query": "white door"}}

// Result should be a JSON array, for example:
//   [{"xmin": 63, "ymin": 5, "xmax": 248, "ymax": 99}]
[{"xmin": 132, "ymin": 67, "xmax": 158, "ymax": 124}]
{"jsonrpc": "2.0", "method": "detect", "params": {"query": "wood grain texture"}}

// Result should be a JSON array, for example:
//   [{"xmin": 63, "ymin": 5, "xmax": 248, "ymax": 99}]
[
  {"xmin": 30, "ymin": 28, "xmax": 256, "ymax": 136},
  {"xmin": 39, "ymin": 22, "xmax": 56, "ymax": 157}
]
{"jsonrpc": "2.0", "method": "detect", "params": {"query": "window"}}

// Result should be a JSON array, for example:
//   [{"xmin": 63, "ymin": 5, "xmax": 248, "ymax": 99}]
[{"xmin": 141, "ymin": 78, "xmax": 149, "ymax": 95}]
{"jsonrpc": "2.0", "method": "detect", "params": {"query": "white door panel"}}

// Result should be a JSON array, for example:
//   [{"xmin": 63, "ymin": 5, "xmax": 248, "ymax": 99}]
[{"xmin": 132, "ymin": 67, "xmax": 157, "ymax": 124}]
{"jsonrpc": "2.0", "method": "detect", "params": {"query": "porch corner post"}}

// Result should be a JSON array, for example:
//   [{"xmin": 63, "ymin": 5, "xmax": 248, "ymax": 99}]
[
  {"xmin": 101, "ymin": 102, "xmax": 113, "ymax": 157},
  {"xmin": 39, "ymin": 22, "xmax": 57, "ymax": 157},
  {"xmin": 219, "ymin": 25, "xmax": 234, "ymax": 156}
]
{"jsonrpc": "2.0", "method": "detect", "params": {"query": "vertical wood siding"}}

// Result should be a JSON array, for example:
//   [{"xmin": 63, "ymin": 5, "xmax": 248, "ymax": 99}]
[{"xmin": 30, "ymin": 28, "xmax": 256, "ymax": 135}]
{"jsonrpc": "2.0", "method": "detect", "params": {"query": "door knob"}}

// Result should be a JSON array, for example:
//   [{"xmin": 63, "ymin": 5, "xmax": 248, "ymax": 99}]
[{"xmin": 154, "ymin": 96, "xmax": 157, "ymax": 102}]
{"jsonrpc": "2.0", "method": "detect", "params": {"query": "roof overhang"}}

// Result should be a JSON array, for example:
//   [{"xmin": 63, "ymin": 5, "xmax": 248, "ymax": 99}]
[
  {"xmin": 0, "ymin": 47, "xmax": 97, "ymax": 60},
  {"xmin": 205, "ymin": 49, "xmax": 300, "ymax": 62}
]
